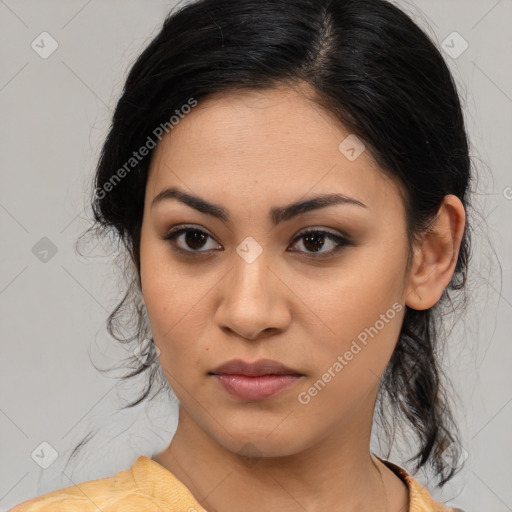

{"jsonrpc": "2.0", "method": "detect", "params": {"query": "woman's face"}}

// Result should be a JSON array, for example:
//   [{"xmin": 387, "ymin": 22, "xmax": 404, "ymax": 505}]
[{"xmin": 140, "ymin": 85, "xmax": 411, "ymax": 457}]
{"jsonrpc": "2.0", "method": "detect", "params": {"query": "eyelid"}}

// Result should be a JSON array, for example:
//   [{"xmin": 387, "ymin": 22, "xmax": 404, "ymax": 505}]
[
  {"xmin": 164, "ymin": 224, "xmax": 215, "ymax": 240},
  {"xmin": 292, "ymin": 226, "xmax": 350, "ymax": 241},
  {"xmin": 164, "ymin": 224, "xmax": 349, "ymax": 240}
]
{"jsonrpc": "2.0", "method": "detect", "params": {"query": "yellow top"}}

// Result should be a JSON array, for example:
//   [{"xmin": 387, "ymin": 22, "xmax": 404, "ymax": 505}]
[{"xmin": 11, "ymin": 455, "xmax": 463, "ymax": 512}]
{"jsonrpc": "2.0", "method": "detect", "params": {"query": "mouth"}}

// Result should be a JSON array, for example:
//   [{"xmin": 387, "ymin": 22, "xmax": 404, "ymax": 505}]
[
  {"xmin": 209, "ymin": 358, "xmax": 303, "ymax": 377},
  {"xmin": 209, "ymin": 358, "xmax": 304, "ymax": 401}
]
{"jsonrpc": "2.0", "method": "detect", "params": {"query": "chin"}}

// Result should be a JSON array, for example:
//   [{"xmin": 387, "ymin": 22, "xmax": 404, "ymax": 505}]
[{"xmin": 215, "ymin": 427, "xmax": 309, "ymax": 460}]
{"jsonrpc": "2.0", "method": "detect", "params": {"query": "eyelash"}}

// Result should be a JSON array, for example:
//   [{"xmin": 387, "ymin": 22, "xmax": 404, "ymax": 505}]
[{"xmin": 163, "ymin": 225, "xmax": 351, "ymax": 259}]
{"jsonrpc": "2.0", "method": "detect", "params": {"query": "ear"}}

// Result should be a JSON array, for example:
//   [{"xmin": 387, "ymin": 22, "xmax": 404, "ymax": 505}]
[{"xmin": 405, "ymin": 194, "xmax": 466, "ymax": 310}]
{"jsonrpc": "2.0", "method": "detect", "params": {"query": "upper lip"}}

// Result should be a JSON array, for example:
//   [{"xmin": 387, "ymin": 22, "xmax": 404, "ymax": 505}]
[{"xmin": 209, "ymin": 358, "xmax": 303, "ymax": 377}]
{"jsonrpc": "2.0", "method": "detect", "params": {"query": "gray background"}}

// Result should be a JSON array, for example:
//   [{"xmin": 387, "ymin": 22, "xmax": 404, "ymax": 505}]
[{"xmin": 1, "ymin": 1, "xmax": 511, "ymax": 511}]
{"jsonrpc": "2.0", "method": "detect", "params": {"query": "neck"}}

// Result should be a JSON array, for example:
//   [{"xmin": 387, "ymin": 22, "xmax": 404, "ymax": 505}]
[{"xmin": 153, "ymin": 407, "xmax": 399, "ymax": 512}]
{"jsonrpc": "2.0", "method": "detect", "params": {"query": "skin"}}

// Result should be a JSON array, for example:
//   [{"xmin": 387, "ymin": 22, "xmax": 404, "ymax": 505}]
[{"xmin": 139, "ymin": 84, "xmax": 466, "ymax": 512}]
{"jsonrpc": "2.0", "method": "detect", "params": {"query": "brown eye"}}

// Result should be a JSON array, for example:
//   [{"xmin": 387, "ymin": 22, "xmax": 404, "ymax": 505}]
[
  {"xmin": 288, "ymin": 229, "xmax": 351, "ymax": 258},
  {"xmin": 163, "ymin": 225, "xmax": 351, "ymax": 259},
  {"xmin": 164, "ymin": 226, "xmax": 221, "ymax": 254}
]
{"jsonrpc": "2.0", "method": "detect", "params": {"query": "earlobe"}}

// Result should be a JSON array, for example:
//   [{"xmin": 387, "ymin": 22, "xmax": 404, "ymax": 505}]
[{"xmin": 405, "ymin": 194, "xmax": 466, "ymax": 311}]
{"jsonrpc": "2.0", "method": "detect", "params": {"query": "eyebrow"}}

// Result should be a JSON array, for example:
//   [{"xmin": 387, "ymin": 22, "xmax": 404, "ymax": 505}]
[{"xmin": 151, "ymin": 186, "xmax": 367, "ymax": 225}]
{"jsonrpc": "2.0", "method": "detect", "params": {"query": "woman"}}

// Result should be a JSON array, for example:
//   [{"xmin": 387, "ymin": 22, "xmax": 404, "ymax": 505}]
[{"xmin": 12, "ymin": 0, "xmax": 471, "ymax": 510}]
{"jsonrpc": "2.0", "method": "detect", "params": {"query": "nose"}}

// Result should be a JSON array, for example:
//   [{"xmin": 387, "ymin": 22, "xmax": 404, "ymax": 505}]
[{"xmin": 214, "ymin": 248, "xmax": 292, "ymax": 341}]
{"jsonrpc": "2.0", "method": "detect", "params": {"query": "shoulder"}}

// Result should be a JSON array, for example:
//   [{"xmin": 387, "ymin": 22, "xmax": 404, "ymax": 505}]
[
  {"xmin": 406, "ymin": 476, "xmax": 466, "ymax": 512},
  {"xmin": 377, "ymin": 456, "xmax": 467, "ymax": 512},
  {"xmin": 9, "ymin": 456, "xmax": 182, "ymax": 512}
]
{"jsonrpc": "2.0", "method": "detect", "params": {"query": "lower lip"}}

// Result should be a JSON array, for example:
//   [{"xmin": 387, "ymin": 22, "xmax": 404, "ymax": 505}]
[{"xmin": 213, "ymin": 374, "xmax": 302, "ymax": 401}]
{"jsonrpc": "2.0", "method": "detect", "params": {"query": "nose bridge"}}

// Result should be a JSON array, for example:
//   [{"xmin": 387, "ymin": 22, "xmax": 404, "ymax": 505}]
[
  {"xmin": 230, "ymin": 235, "xmax": 272, "ymax": 300},
  {"xmin": 215, "ymin": 234, "xmax": 290, "ymax": 338}
]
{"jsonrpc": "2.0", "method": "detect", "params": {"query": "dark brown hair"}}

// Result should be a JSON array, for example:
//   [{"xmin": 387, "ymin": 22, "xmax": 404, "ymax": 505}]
[{"xmin": 72, "ymin": 0, "xmax": 474, "ymax": 487}]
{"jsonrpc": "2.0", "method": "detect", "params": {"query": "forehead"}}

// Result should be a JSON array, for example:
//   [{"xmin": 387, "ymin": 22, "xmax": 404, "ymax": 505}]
[{"xmin": 146, "ymin": 85, "xmax": 404, "ymax": 215}]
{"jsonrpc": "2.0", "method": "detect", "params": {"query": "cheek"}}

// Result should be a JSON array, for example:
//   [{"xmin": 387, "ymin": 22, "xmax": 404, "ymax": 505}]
[
  {"xmin": 303, "ymin": 249, "xmax": 404, "ymax": 331},
  {"xmin": 142, "ymin": 275, "xmax": 207, "ymax": 347},
  {"xmin": 142, "ymin": 278, "xmax": 208, "ymax": 391},
  {"xmin": 140, "ymin": 252, "xmax": 213, "ymax": 375},
  {"xmin": 140, "ymin": 228, "xmax": 193, "ymax": 328},
  {"xmin": 296, "ymin": 298, "xmax": 404, "ymax": 425},
  {"xmin": 140, "ymin": 235, "xmax": 185, "ymax": 350},
  {"xmin": 300, "ymin": 249, "xmax": 405, "ymax": 382}
]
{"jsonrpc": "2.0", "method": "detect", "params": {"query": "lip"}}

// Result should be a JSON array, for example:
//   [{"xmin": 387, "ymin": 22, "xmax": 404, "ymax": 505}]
[
  {"xmin": 209, "ymin": 358, "xmax": 304, "ymax": 401},
  {"xmin": 210, "ymin": 358, "xmax": 302, "ymax": 377},
  {"xmin": 213, "ymin": 374, "xmax": 302, "ymax": 401}
]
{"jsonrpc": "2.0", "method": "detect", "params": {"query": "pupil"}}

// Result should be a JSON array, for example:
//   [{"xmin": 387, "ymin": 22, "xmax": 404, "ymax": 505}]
[
  {"xmin": 303, "ymin": 232, "xmax": 324, "ymax": 252},
  {"xmin": 186, "ymin": 230, "xmax": 207, "ymax": 250}
]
